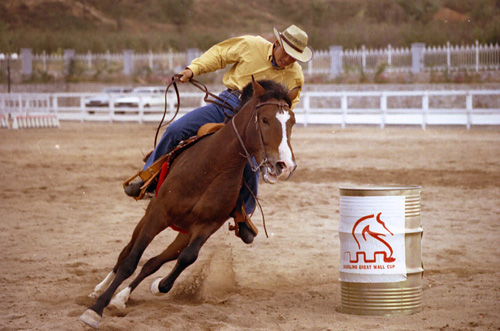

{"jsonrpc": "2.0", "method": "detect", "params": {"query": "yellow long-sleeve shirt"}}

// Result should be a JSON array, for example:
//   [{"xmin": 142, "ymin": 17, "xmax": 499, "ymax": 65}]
[{"xmin": 187, "ymin": 35, "xmax": 304, "ymax": 109}]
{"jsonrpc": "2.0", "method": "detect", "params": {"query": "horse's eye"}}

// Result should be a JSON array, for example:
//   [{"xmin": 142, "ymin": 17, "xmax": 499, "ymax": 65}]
[{"xmin": 262, "ymin": 117, "xmax": 269, "ymax": 125}]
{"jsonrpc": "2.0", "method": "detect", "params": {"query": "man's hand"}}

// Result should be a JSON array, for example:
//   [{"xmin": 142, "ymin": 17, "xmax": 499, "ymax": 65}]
[{"xmin": 178, "ymin": 68, "xmax": 193, "ymax": 83}]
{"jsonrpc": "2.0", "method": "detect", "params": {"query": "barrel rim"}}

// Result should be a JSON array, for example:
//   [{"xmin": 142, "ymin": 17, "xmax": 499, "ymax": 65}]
[{"xmin": 340, "ymin": 185, "xmax": 421, "ymax": 191}]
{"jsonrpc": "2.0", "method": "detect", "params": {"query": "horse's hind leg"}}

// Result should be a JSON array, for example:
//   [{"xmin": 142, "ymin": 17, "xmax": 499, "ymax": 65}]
[
  {"xmin": 109, "ymin": 232, "xmax": 191, "ymax": 309},
  {"xmin": 88, "ymin": 217, "xmax": 148, "ymax": 299},
  {"xmin": 80, "ymin": 217, "xmax": 165, "ymax": 328},
  {"xmin": 151, "ymin": 231, "xmax": 211, "ymax": 296}
]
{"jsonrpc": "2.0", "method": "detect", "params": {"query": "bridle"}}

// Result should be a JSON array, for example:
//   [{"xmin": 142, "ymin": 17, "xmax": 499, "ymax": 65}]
[{"xmin": 231, "ymin": 99, "xmax": 291, "ymax": 174}]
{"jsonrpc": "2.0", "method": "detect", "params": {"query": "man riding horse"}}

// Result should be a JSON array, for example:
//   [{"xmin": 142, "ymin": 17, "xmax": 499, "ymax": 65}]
[{"xmin": 125, "ymin": 25, "xmax": 313, "ymax": 244}]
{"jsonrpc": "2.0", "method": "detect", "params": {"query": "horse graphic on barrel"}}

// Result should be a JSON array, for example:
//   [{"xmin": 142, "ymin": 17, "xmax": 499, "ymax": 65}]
[{"xmin": 345, "ymin": 212, "xmax": 396, "ymax": 264}]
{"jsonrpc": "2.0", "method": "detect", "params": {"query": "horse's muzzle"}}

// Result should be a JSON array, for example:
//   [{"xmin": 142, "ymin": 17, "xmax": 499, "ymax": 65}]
[{"xmin": 262, "ymin": 160, "xmax": 296, "ymax": 184}]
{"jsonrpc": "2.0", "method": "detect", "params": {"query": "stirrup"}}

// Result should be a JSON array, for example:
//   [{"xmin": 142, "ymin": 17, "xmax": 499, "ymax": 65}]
[
  {"xmin": 229, "ymin": 205, "xmax": 258, "ymax": 238},
  {"xmin": 123, "ymin": 154, "xmax": 169, "ymax": 200}
]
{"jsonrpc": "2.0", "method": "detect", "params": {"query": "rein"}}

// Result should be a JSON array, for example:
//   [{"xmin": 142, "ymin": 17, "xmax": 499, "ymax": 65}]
[{"xmin": 155, "ymin": 75, "xmax": 237, "ymax": 148}]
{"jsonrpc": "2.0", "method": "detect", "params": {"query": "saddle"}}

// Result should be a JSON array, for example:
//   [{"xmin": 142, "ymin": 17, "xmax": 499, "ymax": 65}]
[{"xmin": 123, "ymin": 122, "xmax": 258, "ymax": 238}]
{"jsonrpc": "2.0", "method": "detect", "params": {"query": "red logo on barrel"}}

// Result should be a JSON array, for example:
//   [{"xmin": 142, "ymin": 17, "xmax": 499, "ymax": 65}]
[{"xmin": 346, "ymin": 212, "xmax": 395, "ymax": 263}]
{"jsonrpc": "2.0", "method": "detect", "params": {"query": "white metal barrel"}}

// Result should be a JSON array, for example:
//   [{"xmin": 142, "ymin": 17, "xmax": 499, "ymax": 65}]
[{"xmin": 339, "ymin": 186, "xmax": 423, "ymax": 316}]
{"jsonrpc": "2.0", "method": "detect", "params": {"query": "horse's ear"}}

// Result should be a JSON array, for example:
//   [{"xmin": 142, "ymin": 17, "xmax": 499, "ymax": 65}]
[
  {"xmin": 288, "ymin": 86, "xmax": 300, "ymax": 103},
  {"xmin": 251, "ymin": 76, "xmax": 266, "ymax": 97}
]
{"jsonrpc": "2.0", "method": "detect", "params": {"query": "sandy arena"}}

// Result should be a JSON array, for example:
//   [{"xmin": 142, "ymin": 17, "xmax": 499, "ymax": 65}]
[{"xmin": 1, "ymin": 122, "xmax": 499, "ymax": 330}]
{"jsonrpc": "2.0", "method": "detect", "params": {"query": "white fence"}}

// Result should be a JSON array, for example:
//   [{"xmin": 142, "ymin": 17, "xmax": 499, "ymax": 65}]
[
  {"xmin": 337, "ymin": 41, "xmax": 500, "ymax": 74},
  {"xmin": 2, "ymin": 41, "xmax": 499, "ymax": 78},
  {"xmin": 297, "ymin": 90, "xmax": 500, "ymax": 129},
  {"xmin": 1, "ymin": 90, "xmax": 499, "ymax": 129}
]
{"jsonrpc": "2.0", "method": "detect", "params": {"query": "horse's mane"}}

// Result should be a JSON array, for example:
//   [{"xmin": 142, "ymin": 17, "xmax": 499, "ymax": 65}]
[{"xmin": 236, "ymin": 79, "xmax": 292, "ymax": 114}]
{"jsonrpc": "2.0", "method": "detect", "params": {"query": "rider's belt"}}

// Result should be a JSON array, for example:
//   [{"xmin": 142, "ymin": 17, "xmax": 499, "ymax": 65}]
[{"xmin": 226, "ymin": 89, "xmax": 241, "ymax": 99}]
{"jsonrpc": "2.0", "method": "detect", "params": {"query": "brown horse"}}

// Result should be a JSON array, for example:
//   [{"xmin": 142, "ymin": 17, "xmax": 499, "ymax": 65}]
[{"xmin": 79, "ymin": 78, "xmax": 298, "ymax": 328}]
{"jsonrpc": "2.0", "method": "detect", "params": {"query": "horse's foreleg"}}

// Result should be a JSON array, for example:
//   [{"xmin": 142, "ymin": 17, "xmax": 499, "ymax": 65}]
[
  {"xmin": 88, "ymin": 216, "xmax": 148, "ymax": 299},
  {"xmin": 109, "ymin": 232, "xmax": 191, "ymax": 310},
  {"xmin": 151, "ymin": 233, "xmax": 210, "ymax": 296}
]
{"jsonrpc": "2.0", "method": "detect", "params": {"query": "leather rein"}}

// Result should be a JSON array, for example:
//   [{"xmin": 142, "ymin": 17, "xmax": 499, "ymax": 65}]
[{"xmin": 155, "ymin": 74, "xmax": 236, "ymax": 148}]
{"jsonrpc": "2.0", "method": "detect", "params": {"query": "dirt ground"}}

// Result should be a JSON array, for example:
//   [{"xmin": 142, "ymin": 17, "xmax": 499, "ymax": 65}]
[{"xmin": 1, "ymin": 122, "xmax": 499, "ymax": 331}]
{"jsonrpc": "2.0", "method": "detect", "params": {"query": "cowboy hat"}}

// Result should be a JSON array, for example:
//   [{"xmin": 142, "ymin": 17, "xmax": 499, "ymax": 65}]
[{"xmin": 273, "ymin": 25, "xmax": 313, "ymax": 62}]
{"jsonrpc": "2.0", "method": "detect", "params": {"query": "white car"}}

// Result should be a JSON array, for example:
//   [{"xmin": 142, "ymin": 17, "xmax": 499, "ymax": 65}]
[
  {"xmin": 85, "ymin": 86, "xmax": 133, "ymax": 108},
  {"xmin": 114, "ymin": 86, "xmax": 176, "ymax": 111}
]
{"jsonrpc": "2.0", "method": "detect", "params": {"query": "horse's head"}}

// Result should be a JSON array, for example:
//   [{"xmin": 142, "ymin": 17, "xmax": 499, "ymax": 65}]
[{"xmin": 237, "ymin": 78, "xmax": 298, "ymax": 184}]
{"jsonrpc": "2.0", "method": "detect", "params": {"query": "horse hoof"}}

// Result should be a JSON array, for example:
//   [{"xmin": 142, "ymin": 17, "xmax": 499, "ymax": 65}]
[
  {"xmin": 109, "ymin": 296, "xmax": 126, "ymax": 310},
  {"xmin": 109, "ymin": 287, "xmax": 130, "ymax": 310},
  {"xmin": 151, "ymin": 278, "xmax": 165, "ymax": 296},
  {"xmin": 88, "ymin": 291, "xmax": 99, "ymax": 299},
  {"xmin": 79, "ymin": 309, "xmax": 101, "ymax": 329}
]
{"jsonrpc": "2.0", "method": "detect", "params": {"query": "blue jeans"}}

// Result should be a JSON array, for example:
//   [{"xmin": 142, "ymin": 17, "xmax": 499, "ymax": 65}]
[{"xmin": 144, "ymin": 90, "xmax": 259, "ymax": 214}]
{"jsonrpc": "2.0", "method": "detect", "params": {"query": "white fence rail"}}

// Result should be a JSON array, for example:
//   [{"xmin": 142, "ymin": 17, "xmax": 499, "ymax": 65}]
[
  {"xmin": 1, "ymin": 90, "xmax": 499, "ymax": 129},
  {"xmin": 297, "ymin": 90, "xmax": 500, "ymax": 129}
]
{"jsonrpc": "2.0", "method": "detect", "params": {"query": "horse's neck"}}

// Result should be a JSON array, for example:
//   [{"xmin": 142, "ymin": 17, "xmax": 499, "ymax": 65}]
[{"xmin": 177, "ymin": 100, "xmax": 259, "ymax": 174}]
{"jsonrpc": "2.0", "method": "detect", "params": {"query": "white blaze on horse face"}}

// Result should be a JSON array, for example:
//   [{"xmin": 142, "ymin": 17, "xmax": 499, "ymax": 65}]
[{"xmin": 276, "ymin": 110, "xmax": 296, "ymax": 178}]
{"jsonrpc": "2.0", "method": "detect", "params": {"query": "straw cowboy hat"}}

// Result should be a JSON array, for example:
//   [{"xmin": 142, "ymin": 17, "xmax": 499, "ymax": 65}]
[{"xmin": 273, "ymin": 25, "xmax": 313, "ymax": 62}]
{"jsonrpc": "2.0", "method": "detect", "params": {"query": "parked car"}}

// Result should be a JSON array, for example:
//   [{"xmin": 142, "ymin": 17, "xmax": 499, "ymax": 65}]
[
  {"xmin": 114, "ymin": 86, "xmax": 176, "ymax": 111},
  {"xmin": 85, "ymin": 86, "xmax": 133, "ymax": 108}
]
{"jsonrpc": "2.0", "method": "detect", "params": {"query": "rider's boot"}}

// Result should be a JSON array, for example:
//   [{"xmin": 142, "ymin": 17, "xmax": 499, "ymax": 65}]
[
  {"xmin": 124, "ymin": 180, "xmax": 144, "ymax": 198},
  {"xmin": 238, "ymin": 222, "xmax": 257, "ymax": 244},
  {"xmin": 230, "ymin": 205, "xmax": 258, "ymax": 244}
]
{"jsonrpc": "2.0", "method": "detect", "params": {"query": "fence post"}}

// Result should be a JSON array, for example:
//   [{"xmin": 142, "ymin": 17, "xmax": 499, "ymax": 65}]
[
  {"xmin": 149, "ymin": 49, "xmax": 154, "ymax": 70},
  {"xmin": 64, "ymin": 49, "xmax": 75, "ymax": 74},
  {"xmin": 387, "ymin": 44, "xmax": 392, "ymax": 66},
  {"xmin": 52, "ymin": 95, "xmax": 58, "ymax": 117},
  {"xmin": 466, "ymin": 92, "xmax": 472, "ymax": 130},
  {"xmin": 361, "ymin": 45, "xmax": 366, "ymax": 71},
  {"xmin": 80, "ymin": 95, "xmax": 85, "ymax": 123},
  {"xmin": 42, "ymin": 50, "xmax": 47, "ymax": 72},
  {"xmin": 380, "ymin": 92, "xmax": 387, "ymax": 129},
  {"xmin": 329, "ymin": 45, "xmax": 343, "ymax": 79},
  {"xmin": 168, "ymin": 48, "xmax": 174, "ymax": 71},
  {"xmin": 21, "ymin": 48, "xmax": 33, "ymax": 76},
  {"xmin": 303, "ymin": 94, "xmax": 310, "ymax": 127},
  {"xmin": 447, "ymin": 41, "xmax": 451, "ymax": 69},
  {"xmin": 186, "ymin": 48, "xmax": 200, "ymax": 66},
  {"xmin": 475, "ymin": 40, "xmax": 479, "ymax": 72},
  {"xmin": 138, "ymin": 95, "xmax": 144, "ymax": 124},
  {"xmin": 18, "ymin": 94, "xmax": 23, "ymax": 115},
  {"xmin": 109, "ymin": 95, "xmax": 115, "ymax": 123},
  {"xmin": 87, "ymin": 50, "xmax": 92, "ymax": 70},
  {"xmin": 341, "ymin": 93, "xmax": 347, "ymax": 128},
  {"xmin": 411, "ymin": 43, "xmax": 425, "ymax": 74},
  {"xmin": 123, "ymin": 49, "xmax": 134, "ymax": 76},
  {"xmin": 422, "ymin": 92, "xmax": 428, "ymax": 130}
]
